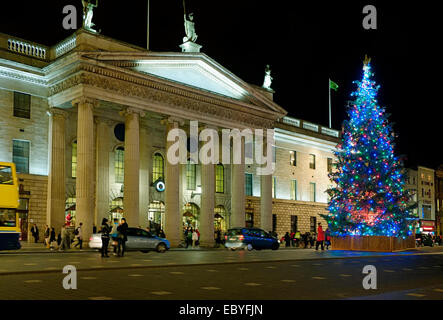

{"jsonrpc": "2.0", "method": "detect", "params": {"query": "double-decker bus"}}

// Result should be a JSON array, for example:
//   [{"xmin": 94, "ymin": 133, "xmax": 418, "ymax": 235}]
[{"xmin": 0, "ymin": 162, "xmax": 21, "ymax": 250}]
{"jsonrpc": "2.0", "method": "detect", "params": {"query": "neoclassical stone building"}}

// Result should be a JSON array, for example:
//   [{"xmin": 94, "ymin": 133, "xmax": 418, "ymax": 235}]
[{"xmin": 0, "ymin": 29, "xmax": 340, "ymax": 245}]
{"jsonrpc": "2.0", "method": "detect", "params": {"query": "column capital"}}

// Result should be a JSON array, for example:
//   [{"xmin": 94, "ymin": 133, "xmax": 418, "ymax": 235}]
[
  {"xmin": 47, "ymin": 107, "xmax": 68, "ymax": 119},
  {"xmin": 72, "ymin": 97, "xmax": 99, "ymax": 108},
  {"xmin": 119, "ymin": 107, "xmax": 146, "ymax": 118}
]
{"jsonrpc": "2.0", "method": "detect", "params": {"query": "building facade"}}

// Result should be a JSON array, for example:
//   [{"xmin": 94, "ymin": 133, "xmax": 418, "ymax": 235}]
[
  {"xmin": 435, "ymin": 165, "xmax": 443, "ymax": 236},
  {"xmin": 0, "ymin": 30, "xmax": 339, "ymax": 245}
]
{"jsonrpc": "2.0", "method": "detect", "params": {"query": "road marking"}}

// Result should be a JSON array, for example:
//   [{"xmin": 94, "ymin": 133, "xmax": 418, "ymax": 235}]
[
  {"xmin": 170, "ymin": 271, "xmax": 184, "ymax": 275},
  {"xmin": 312, "ymin": 263, "xmax": 323, "ymax": 266},
  {"xmin": 24, "ymin": 263, "xmax": 37, "ymax": 266},
  {"xmin": 281, "ymin": 280, "xmax": 296, "ymax": 283},
  {"xmin": 312, "ymin": 277, "xmax": 326, "ymax": 280},
  {"xmin": 44, "ymin": 267, "xmax": 57, "ymax": 270},
  {"xmin": 237, "ymin": 268, "xmax": 249, "ymax": 271},
  {"xmin": 434, "ymin": 289, "xmax": 443, "ymax": 292},
  {"xmin": 88, "ymin": 296, "xmax": 113, "ymax": 300},
  {"xmin": 128, "ymin": 274, "xmax": 144, "ymax": 277},
  {"xmin": 339, "ymin": 274, "xmax": 352, "ymax": 277},
  {"xmin": 406, "ymin": 293, "xmax": 426, "ymax": 298},
  {"xmin": 402, "ymin": 268, "xmax": 413, "ymax": 271},
  {"xmin": 290, "ymin": 265, "xmax": 300, "ymax": 267},
  {"xmin": 24, "ymin": 280, "xmax": 42, "ymax": 283},
  {"xmin": 130, "ymin": 264, "xmax": 142, "ymax": 267},
  {"xmin": 201, "ymin": 287, "xmax": 221, "ymax": 290},
  {"xmin": 81, "ymin": 277, "xmax": 97, "ymax": 280},
  {"xmin": 265, "ymin": 266, "xmax": 276, "ymax": 269},
  {"xmin": 206, "ymin": 269, "xmax": 218, "ymax": 272},
  {"xmin": 244, "ymin": 283, "xmax": 262, "ymax": 286},
  {"xmin": 151, "ymin": 291, "xmax": 173, "ymax": 295},
  {"xmin": 383, "ymin": 270, "xmax": 395, "ymax": 273}
]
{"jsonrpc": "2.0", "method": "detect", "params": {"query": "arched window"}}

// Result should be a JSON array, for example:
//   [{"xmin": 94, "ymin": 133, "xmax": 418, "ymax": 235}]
[
  {"xmin": 186, "ymin": 159, "xmax": 196, "ymax": 190},
  {"xmin": 216, "ymin": 164, "xmax": 224, "ymax": 193},
  {"xmin": 214, "ymin": 205, "xmax": 227, "ymax": 232},
  {"xmin": 115, "ymin": 147, "xmax": 124, "ymax": 183},
  {"xmin": 72, "ymin": 140, "xmax": 77, "ymax": 178},
  {"xmin": 153, "ymin": 153, "xmax": 164, "ymax": 182}
]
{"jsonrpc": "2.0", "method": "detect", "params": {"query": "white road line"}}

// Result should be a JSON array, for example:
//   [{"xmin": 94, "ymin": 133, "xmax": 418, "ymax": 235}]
[
  {"xmin": 281, "ymin": 280, "xmax": 296, "ymax": 283},
  {"xmin": 265, "ymin": 266, "xmax": 276, "ymax": 269},
  {"xmin": 312, "ymin": 277, "xmax": 326, "ymax": 280},
  {"xmin": 402, "ymin": 268, "xmax": 413, "ymax": 271},
  {"xmin": 200, "ymin": 287, "xmax": 221, "ymax": 290},
  {"xmin": 151, "ymin": 291, "xmax": 173, "ymax": 295},
  {"xmin": 312, "ymin": 263, "xmax": 323, "ymax": 266},
  {"xmin": 244, "ymin": 283, "xmax": 262, "ymax": 286},
  {"xmin": 88, "ymin": 296, "xmax": 113, "ymax": 300},
  {"xmin": 383, "ymin": 270, "xmax": 395, "ymax": 273},
  {"xmin": 128, "ymin": 274, "xmax": 144, "ymax": 277},
  {"xmin": 206, "ymin": 269, "xmax": 218, "ymax": 272},
  {"xmin": 339, "ymin": 274, "xmax": 352, "ymax": 277},
  {"xmin": 237, "ymin": 268, "xmax": 249, "ymax": 271},
  {"xmin": 44, "ymin": 267, "xmax": 57, "ymax": 270}
]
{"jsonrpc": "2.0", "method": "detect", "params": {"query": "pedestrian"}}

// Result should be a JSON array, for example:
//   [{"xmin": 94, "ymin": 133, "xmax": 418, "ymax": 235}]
[
  {"xmin": 290, "ymin": 231, "xmax": 295, "ymax": 247},
  {"xmin": 93, "ymin": 224, "xmax": 97, "ymax": 234},
  {"xmin": 316, "ymin": 223, "xmax": 325, "ymax": 251},
  {"xmin": 100, "ymin": 218, "xmax": 111, "ymax": 258},
  {"xmin": 310, "ymin": 232, "xmax": 316, "ymax": 248},
  {"xmin": 215, "ymin": 230, "xmax": 221, "ymax": 248},
  {"xmin": 31, "ymin": 224, "xmax": 39, "ymax": 243},
  {"xmin": 325, "ymin": 228, "xmax": 331, "ymax": 250},
  {"xmin": 49, "ymin": 227, "xmax": 56, "ymax": 250},
  {"xmin": 196, "ymin": 228, "xmax": 200, "ymax": 246},
  {"xmin": 44, "ymin": 225, "xmax": 50, "ymax": 248},
  {"xmin": 186, "ymin": 227, "xmax": 193, "ymax": 248},
  {"xmin": 159, "ymin": 229, "xmax": 166, "ymax": 238},
  {"xmin": 57, "ymin": 231, "xmax": 62, "ymax": 248},
  {"xmin": 295, "ymin": 230, "xmax": 301, "ymax": 247},
  {"xmin": 284, "ymin": 232, "xmax": 291, "ymax": 247},
  {"xmin": 117, "ymin": 218, "xmax": 128, "ymax": 257},
  {"xmin": 192, "ymin": 229, "xmax": 199, "ymax": 248},
  {"xmin": 73, "ymin": 222, "xmax": 83, "ymax": 250},
  {"xmin": 302, "ymin": 232, "xmax": 309, "ymax": 248},
  {"xmin": 111, "ymin": 218, "xmax": 119, "ymax": 255},
  {"xmin": 59, "ymin": 225, "xmax": 68, "ymax": 251}
]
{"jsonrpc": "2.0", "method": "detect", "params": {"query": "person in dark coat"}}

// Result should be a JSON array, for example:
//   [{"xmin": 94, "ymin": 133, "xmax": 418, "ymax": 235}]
[
  {"xmin": 284, "ymin": 232, "xmax": 291, "ymax": 247},
  {"xmin": 117, "ymin": 218, "xmax": 128, "ymax": 257},
  {"xmin": 159, "ymin": 229, "xmax": 166, "ymax": 238},
  {"xmin": 31, "ymin": 224, "xmax": 39, "ymax": 243},
  {"xmin": 316, "ymin": 223, "xmax": 325, "ymax": 251},
  {"xmin": 49, "ymin": 227, "xmax": 56, "ymax": 250},
  {"xmin": 325, "ymin": 228, "xmax": 331, "ymax": 250},
  {"xmin": 100, "ymin": 218, "xmax": 111, "ymax": 258}
]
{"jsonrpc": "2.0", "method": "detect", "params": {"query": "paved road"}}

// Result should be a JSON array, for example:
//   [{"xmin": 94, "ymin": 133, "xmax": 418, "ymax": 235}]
[{"xmin": 1, "ymin": 247, "xmax": 442, "ymax": 300}]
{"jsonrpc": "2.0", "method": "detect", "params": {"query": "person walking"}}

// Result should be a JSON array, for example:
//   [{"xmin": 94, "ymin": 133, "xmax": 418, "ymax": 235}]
[
  {"xmin": 44, "ymin": 225, "xmax": 50, "ymax": 248},
  {"xmin": 73, "ymin": 222, "xmax": 83, "ymax": 250},
  {"xmin": 49, "ymin": 227, "xmax": 56, "ymax": 250},
  {"xmin": 295, "ymin": 230, "xmax": 301, "ymax": 247},
  {"xmin": 302, "ymin": 232, "xmax": 309, "ymax": 248},
  {"xmin": 284, "ymin": 232, "xmax": 291, "ymax": 247},
  {"xmin": 31, "ymin": 224, "xmax": 39, "ymax": 243},
  {"xmin": 316, "ymin": 223, "xmax": 325, "ymax": 251},
  {"xmin": 186, "ymin": 227, "xmax": 192, "ymax": 249},
  {"xmin": 111, "ymin": 218, "xmax": 119, "ymax": 255},
  {"xmin": 290, "ymin": 231, "xmax": 295, "ymax": 247},
  {"xmin": 59, "ymin": 225, "xmax": 68, "ymax": 251},
  {"xmin": 100, "ymin": 218, "xmax": 111, "ymax": 258},
  {"xmin": 117, "ymin": 218, "xmax": 128, "ymax": 257},
  {"xmin": 192, "ymin": 229, "xmax": 199, "ymax": 248},
  {"xmin": 325, "ymin": 228, "xmax": 331, "ymax": 250},
  {"xmin": 310, "ymin": 232, "xmax": 316, "ymax": 248}
]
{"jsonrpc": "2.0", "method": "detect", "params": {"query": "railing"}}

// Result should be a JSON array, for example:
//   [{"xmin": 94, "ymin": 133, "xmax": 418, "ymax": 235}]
[
  {"xmin": 282, "ymin": 117, "xmax": 300, "ymax": 127},
  {"xmin": 55, "ymin": 36, "xmax": 76, "ymax": 58},
  {"xmin": 280, "ymin": 116, "xmax": 340, "ymax": 138},
  {"xmin": 7, "ymin": 38, "xmax": 47, "ymax": 60},
  {"xmin": 321, "ymin": 127, "xmax": 339, "ymax": 137},
  {"xmin": 302, "ymin": 121, "xmax": 319, "ymax": 132}
]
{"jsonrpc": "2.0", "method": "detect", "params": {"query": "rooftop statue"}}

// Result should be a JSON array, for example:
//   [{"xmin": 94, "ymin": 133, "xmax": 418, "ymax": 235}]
[
  {"xmin": 82, "ymin": 0, "xmax": 98, "ymax": 31},
  {"xmin": 262, "ymin": 65, "xmax": 273, "ymax": 90},
  {"xmin": 184, "ymin": 12, "xmax": 198, "ymax": 43}
]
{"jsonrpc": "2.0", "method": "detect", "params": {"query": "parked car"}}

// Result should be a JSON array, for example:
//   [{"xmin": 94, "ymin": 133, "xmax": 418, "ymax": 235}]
[
  {"xmin": 224, "ymin": 227, "xmax": 280, "ymax": 251},
  {"xmin": 415, "ymin": 233, "xmax": 433, "ymax": 247},
  {"xmin": 89, "ymin": 227, "xmax": 170, "ymax": 253}
]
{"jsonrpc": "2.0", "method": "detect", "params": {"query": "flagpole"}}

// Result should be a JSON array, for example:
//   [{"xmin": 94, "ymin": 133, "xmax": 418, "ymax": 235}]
[
  {"xmin": 329, "ymin": 78, "xmax": 332, "ymax": 128},
  {"xmin": 147, "ymin": 0, "xmax": 150, "ymax": 50}
]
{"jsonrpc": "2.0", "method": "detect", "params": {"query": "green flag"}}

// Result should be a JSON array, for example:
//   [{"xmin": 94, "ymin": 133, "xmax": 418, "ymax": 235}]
[{"xmin": 329, "ymin": 79, "xmax": 338, "ymax": 91}]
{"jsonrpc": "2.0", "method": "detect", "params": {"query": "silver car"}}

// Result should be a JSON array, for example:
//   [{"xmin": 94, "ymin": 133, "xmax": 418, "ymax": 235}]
[{"xmin": 89, "ymin": 227, "xmax": 170, "ymax": 253}]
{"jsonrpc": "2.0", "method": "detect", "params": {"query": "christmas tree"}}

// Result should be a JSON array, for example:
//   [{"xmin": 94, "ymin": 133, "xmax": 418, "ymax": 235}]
[{"xmin": 322, "ymin": 56, "xmax": 417, "ymax": 238}]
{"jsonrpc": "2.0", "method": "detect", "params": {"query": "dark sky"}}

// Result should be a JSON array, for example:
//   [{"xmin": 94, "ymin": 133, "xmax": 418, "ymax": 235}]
[{"xmin": 1, "ymin": 0, "xmax": 441, "ymax": 169}]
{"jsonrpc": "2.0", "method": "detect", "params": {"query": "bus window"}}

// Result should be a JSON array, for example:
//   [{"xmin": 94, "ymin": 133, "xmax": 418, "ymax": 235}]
[
  {"xmin": 0, "ymin": 209, "xmax": 16, "ymax": 227},
  {"xmin": 0, "ymin": 165, "xmax": 13, "ymax": 185}
]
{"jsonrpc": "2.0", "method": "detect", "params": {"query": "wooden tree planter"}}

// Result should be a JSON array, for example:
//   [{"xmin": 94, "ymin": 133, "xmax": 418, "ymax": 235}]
[{"xmin": 331, "ymin": 235, "xmax": 416, "ymax": 252}]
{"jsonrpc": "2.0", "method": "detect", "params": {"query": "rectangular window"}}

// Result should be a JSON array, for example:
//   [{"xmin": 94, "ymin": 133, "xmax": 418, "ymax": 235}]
[
  {"xmin": 272, "ymin": 176, "xmax": 276, "ymax": 198},
  {"xmin": 310, "ymin": 216, "xmax": 317, "ymax": 233},
  {"xmin": 422, "ymin": 205, "xmax": 431, "ymax": 220},
  {"xmin": 327, "ymin": 158, "xmax": 333, "ymax": 173},
  {"xmin": 72, "ymin": 142, "xmax": 77, "ymax": 178},
  {"xmin": 290, "ymin": 179, "xmax": 297, "ymax": 200},
  {"xmin": 272, "ymin": 214, "xmax": 277, "ymax": 232},
  {"xmin": 13, "ymin": 92, "xmax": 31, "ymax": 119},
  {"xmin": 115, "ymin": 147, "xmax": 124, "ymax": 183},
  {"xmin": 245, "ymin": 212, "xmax": 254, "ymax": 228},
  {"xmin": 290, "ymin": 151, "xmax": 296, "ymax": 166},
  {"xmin": 245, "ymin": 173, "xmax": 253, "ymax": 196},
  {"xmin": 186, "ymin": 163, "xmax": 196, "ymax": 190},
  {"xmin": 215, "ymin": 165, "xmax": 224, "ymax": 193},
  {"xmin": 13, "ymin": 140, "xmax": 30, "ymax": 174},
  {"xmin": 309, "ymin": 154, "xmax": 316, "ymax": 169},
  {"xmin": 291, "ymin": 215, "xmax": 298, "ymax": 233},
  {"xmin": 310, "ymin": 182, "xmax": 316, "ymax": 202}
]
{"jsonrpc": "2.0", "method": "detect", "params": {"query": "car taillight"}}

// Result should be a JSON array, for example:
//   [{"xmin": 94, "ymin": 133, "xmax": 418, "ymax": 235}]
[
  {"xmin": 239, "ymin": 235, "xmax": 244, "ymax": 241},
  {"xmin": 89, "ymin": 237, "xmax": 93, "ymax": 241},
  {"xmin": 224, "ymin": 235, "xmax": 228, "ymax": 240}
]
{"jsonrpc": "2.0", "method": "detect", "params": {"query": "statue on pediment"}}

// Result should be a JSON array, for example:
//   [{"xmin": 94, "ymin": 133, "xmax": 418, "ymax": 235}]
[
  {"xmin": 182, "ymin": 0, "xmax": 198, "ymax": 43},
  {"xmin": 262, "ymin": 65, "xmax": 273, "ymax": 90},
  {"xmin": 82, "ymin": 0, "xmax": 98, "ymax": 31}
]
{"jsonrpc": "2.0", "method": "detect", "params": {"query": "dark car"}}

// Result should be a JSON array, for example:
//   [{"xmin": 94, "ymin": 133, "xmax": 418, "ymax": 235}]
[
  {"xmin": 415, "ymin": 233, "xmax": 433, "ymax": 247},
  {"xmin": 224, "ymin": 227, "xmax": 280, "ymax": 251}
]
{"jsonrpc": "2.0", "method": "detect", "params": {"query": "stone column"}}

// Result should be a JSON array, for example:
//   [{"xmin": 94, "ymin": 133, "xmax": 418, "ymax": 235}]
[
  {"xmin": 139, "ymin": 126, "xmax": 150, "ymax": 228},
  {"xmin": 46, "ymin": 107, "xmax": 67, "ymax": 234},
  {"xmin": 164, "ymin": 118, "xmax": 182, "ymax": 247},
  {"xmin": 231, "ymin": 137, "xmax": 245, "ymax": 228},
  {"xmin": 199, "ymin": 126, "xmax": 216, "ymax": 247},
  {"xmin": 121, "ymin": 108, "xmax": 145, "ymax": 227},
  {"xmin": 95, "ymin": 118, "xmax": 112, "ymax": 227},
  {"xmin": 260, "ymin": 174, "xmax": 273, "ymax": 232},
  {"xmin": 73, "ymin": 97, "xmax": 97, "ymax": 242}
]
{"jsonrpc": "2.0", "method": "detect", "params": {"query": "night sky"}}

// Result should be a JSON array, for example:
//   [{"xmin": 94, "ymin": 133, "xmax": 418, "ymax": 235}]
[{"xmin": 1, "ymin": 0, "xmax": 440, "ymax": 169}]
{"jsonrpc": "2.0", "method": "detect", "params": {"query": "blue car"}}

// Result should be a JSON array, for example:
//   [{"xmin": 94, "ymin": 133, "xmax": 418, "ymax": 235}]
[{"xmin": 224, "ymin": 227, "xmax": 280, "ymax": 251}]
